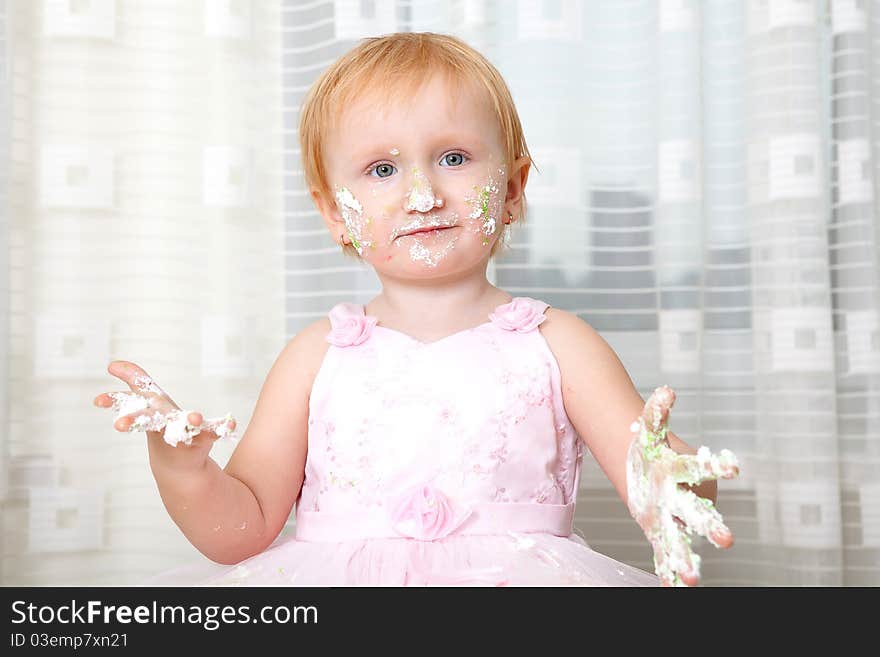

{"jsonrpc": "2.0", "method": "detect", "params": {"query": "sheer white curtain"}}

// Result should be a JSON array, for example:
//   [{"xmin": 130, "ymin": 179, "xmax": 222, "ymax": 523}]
[
  {"xmin": 0, "ymin": 0, "xmax": 283, "ymax": 585},
  {"xmin": 2, "ymin": 0, "xmax": 878, "ymax": 587}
]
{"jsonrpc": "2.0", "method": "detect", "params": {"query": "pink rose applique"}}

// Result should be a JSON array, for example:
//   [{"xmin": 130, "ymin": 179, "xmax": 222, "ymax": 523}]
[
  {"xmin": 388, "ymin": 484, "xmax": 471, "ymax": 541},
  {"xmin": 489, "ymin": 298, "xmax": 547, "ymax": 333},
  {"xmin": 326, "ymin": 303, "xmax": 378, "ymax": 347}
]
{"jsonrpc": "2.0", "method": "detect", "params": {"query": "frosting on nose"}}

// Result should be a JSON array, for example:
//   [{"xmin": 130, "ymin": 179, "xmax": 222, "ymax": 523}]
[{"xmin": 404, "ymin": 167, "xmax": 437, "ymax": 212}]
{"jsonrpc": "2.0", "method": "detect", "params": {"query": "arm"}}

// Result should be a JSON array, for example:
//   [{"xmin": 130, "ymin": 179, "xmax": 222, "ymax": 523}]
[
  {"xmin": 538, "ymin": 308, "xmax": 715, "ymax": 507},
  {"xmin": 118, "ymin": 318, "xmax": 330, "ymax": 565}
]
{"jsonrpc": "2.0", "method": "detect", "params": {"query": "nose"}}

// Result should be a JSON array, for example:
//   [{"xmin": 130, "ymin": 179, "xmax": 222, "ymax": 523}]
[{"xmin": 403, "ymin": 167, "xmax": 444, "ymax": 212}]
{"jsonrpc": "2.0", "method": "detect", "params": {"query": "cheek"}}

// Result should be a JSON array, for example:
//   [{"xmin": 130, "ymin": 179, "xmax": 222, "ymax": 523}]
[
  {"xmin": 365, "ymin": 184, "xmax": 399, "ymax": 217},
  {"xmin": 336, "ymin": 187, "xmax": 399, "ymax": 258},
  {"xmin": 361, "ymin": 188, "xmax": 398, "ymax": 240},
  {"xmin": 462, "ymin": 172, "xmax": 506, "ymax": 238},
  {"xmin": 334, "ymin": 187, "xmax": 378, "ymax": 255}
]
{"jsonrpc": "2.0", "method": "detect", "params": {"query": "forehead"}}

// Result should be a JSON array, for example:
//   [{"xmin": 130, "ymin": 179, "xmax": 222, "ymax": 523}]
[{"xmin": 332, "ymin": 73, "xmax": 497, "ymax": 142}]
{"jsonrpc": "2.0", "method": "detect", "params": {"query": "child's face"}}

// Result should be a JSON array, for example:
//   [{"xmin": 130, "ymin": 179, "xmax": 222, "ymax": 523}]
[{"xmin": 318, "ymin": 74, "xmax": 519, "ymax": 274}]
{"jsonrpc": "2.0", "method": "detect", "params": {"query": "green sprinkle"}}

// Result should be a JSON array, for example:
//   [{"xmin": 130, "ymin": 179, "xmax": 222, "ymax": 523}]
[{"xmin": 480, "ymin": 188, "xmax": 490, "ymax": 218}]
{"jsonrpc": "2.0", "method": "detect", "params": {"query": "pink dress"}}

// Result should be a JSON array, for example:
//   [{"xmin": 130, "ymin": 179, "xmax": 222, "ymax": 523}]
[{"xmin": 146, "ymin": 297, "xmax": 658, "ymax": 586}]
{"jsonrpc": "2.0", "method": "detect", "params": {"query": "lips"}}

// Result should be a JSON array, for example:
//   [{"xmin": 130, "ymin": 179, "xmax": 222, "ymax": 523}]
[
  {"xmin": 393, "ymin": 216, "xmax": 460, "ymax": 241},
  {"xmin": 398, "ymin": 226, "xmax": 456, "ymax": 239}
]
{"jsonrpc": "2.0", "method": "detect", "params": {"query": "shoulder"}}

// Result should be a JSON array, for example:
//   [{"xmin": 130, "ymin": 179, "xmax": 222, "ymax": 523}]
[
  {"xmin": 292, "ymin": 316, "xmax": 333, "ymax": 364},
  {"xmin": 274, "ymin": 317, "xmax": 333, "ymax": 391},
  {"xmin": 293, "ymin": 316, "xmax": 333, "ymax": 344},
  {"xmin": 538, "ymin": 307, "xmax": 626, "ymax": 378},
  {"xmin": 538, "ymin": 307, "xmax": 604, "ymax": 354}
]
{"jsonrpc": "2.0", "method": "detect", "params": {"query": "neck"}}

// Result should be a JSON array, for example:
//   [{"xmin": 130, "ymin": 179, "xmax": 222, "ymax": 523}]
[{"xmin": 371, "ymin": 265, "xmax": 504, "ymax": 328}]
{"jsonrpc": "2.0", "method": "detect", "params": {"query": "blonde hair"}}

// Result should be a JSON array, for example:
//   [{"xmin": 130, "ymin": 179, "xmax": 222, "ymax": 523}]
[{"xmin": 298, "ymin": 32, "xmax": 535, "ymax": 260}]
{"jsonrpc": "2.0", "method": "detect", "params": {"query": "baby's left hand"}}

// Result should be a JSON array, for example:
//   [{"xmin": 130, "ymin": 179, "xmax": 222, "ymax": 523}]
[{"xmin": 625, "ymin": 386, "xmax": 740, "ymax": 587}]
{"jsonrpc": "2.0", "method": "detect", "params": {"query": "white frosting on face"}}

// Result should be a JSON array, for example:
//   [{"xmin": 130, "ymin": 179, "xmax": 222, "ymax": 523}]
[
  {"xmin": 464, "ymin": 165, "xmax": 506, "ymax": 244},
  {"xmin": 395, "ymin": 210, "xmax": 462, "ymax": 267},
  {"xmin": 331, "ymin": 157, "xmax": 509, "ymax": 266},
  {"xmin": 405, "ymin": 167, "xmax": 439, "ymax": 213},
  {"xmin": 335, "ymin": 186, "xmax": 370, "ymax": 255}
]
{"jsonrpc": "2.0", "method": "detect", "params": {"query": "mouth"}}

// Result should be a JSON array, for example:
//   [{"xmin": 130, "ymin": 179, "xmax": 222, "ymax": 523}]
[
  {"xmin": 395, "ymin": 224, "xmax": 458, "ymax": 240},
  {"xmin": 393, "ymin": 219, "xmax": 456, "ymax": 240}
]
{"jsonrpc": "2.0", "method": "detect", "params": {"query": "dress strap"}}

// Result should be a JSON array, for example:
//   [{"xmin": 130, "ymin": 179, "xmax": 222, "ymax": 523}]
[
  {"xmin": 327, "ymin": 302, "xmax": 363, "ymax": 324},
  {"xmin": 516, "ymin": 296, "xmax": 550, "ymax": 315},
  {"xmin": 325, "ymin": 302, "xmax": 378, "ymax": 347},
  {"xmin": 488, "ymin": 296, "xmax": 550, "ymax": 333}
]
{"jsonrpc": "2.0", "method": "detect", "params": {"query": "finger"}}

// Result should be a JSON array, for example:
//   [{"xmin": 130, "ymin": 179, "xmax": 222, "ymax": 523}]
[
  {"xmin": 107, "ymin": 360, "xmax": 131, "ymax": 377},
  {"xmin": 200, "ymin": 413, "xmax": 238, "ymax": 440},
  {"xmin": 107, "ymin": 361, "xmax": 173, "ymax": 404},
  {"xmin": 95, "ymin": 391, "xmax": 127, "ymax": 409},
  {"xmin": 679, "ymin": 568, "xmax": 699, "ymax": 587},
  {"xmin": 114, "ymin": 412, "xmax": 145, "ymax": 432},
  {"xmin": 641, "ymin": 385, "xmax": 675, "ymax": 433},
  {"xmin": 103, "ymin": 391, "xmax": 150, "ymax": 417},
  {"xmin": 668, "ymin": 486, "xmax": 734, "ymax": 550},
  {"xmin": 114, "ymin": 407, "xmax": 163, "ymax": 432},
  {"xmin": 662, "ymin": 513, "xmax": 700, "ymax": 586},
  {"xmin": 94, "ymin": 393, "xmax": 113, "ymax": 408},
  {"xmin": 159, "ymin": 409, "xmax": 218, "ymax": 447},
  {"xmin": 651, "ymin": 540, "xmax": 678, "ymax": 587},
  {"xmin": 709, "ymin": 526, "xmax": 734, "ymax": 549},
  {"xmin": 670, "ymin": 447, "xmax": 739, "ymax": 486},
  {"xmin": 667, "ymin": 526, "xmax": 701, "ymax": 587},
  {"xmin": 108, "ymin": 360, "xmax": 146, "ymax": 388},
  {"xmin": 716, "ymin": 449, "xmax": 740, "ymax": 479}
]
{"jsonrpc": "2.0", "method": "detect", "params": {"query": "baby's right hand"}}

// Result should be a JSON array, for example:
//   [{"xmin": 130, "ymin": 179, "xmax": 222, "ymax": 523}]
[{"xmin": 94, "ymin": 360, "xmax": 237, "ymax": 472}]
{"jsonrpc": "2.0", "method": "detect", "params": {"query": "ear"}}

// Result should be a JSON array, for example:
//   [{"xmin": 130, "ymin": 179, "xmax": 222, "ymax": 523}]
[
  {"xmin": 505, "ymin": 156, "xmax": 531, "ymax": 221},
  {"xmin": 311, "ymin": 187, "xmax": 346, "ymax": 237}
]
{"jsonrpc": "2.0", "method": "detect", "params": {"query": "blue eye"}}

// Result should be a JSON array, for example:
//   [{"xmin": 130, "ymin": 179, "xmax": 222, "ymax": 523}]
[
  {"xmin": 369, "ymin": 162, "xmax": 396, "ymax": 178},
  {"xmin": 441, "ymin": 152, "xmax": 466, "ymax": 167}
]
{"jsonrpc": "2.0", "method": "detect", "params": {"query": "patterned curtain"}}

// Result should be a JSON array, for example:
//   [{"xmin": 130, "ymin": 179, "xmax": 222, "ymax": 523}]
[
  {"xmin": 1, "ymin": 0, "xmax": 877, "ymax": 586},
  {"xmin": 0, "ymin": 0, "xmax": 283, "ymax": 584}
]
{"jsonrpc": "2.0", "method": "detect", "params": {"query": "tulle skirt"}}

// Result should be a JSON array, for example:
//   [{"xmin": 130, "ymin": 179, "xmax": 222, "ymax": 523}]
[{"xmin": 142, "ymin": 532, "xmax": 658, "ymax": 587}]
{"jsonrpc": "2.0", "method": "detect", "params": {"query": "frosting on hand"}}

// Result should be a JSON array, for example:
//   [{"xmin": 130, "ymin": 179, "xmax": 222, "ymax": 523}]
[
  {"xmin": 625, "ymin": 385, "xmax": 740, "ymax": 586},
  {"xmin": 103, "ymin": 374, "xmax": 237, "ymax": 447}
]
